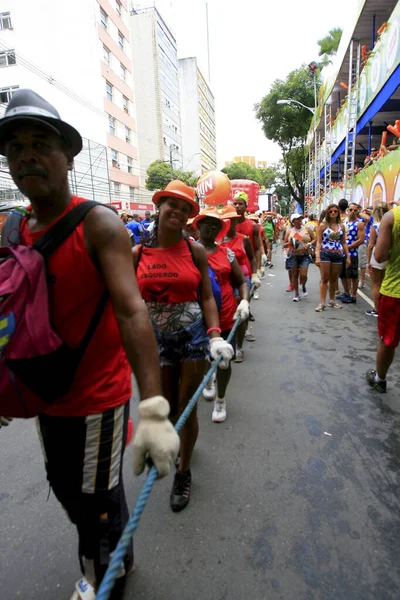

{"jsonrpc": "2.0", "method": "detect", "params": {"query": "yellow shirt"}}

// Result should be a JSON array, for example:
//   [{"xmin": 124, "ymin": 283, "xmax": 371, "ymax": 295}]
[{"xmin": 380, "ymin": 206, "xmax": 400, "ymax": 298}]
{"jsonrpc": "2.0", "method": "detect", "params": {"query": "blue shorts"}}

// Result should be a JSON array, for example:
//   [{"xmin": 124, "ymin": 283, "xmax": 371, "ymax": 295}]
[
  {"xmin": 287, "ymin": 254, "xmax": 310, "ymax": 269},
  {"xmin": 320, "ymin": 250, "xmax": 343, "ymax": 264},
  {"xmin": 154, "ymin": 317, "xmax": 209, "ymax": 368},
  {"xmin": 234, "ymin": 277, "xmax": 251, "ymax": 299}
]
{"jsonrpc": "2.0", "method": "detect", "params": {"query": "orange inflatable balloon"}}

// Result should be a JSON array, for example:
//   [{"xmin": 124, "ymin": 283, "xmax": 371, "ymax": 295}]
[{"xmin": 196, "ymin": 171, "xmax": 231, "ymax": 207}]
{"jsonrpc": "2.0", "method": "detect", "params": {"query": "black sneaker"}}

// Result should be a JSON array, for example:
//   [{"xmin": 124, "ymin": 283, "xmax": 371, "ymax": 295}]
[
  {"xmin": 249, "ymin": 311, "xmax": 255, "ymax": 322},
  {"xmin": 365, "ymin": 309, "xmax": 378, "ymax": 317},
  {"xmin": 170, "ymin": 468, "xmax": 191, "ymax": 512},
  {"xmin": 366, "ymin": 369, "xmax": 386, "ymax": 393}
]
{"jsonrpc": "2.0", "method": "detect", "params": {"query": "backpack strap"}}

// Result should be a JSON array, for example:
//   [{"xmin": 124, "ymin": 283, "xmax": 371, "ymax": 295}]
[
  {"xmin": 33, "ymin": 201, "xmax": 103, "ymax": 258},
  {"xmin": 32, "ymin": 201, "xmax": 111, "ymax": 354},
  {"xmin": 133, "ymin": 243, "xmax": 143, "ymax": 273}
]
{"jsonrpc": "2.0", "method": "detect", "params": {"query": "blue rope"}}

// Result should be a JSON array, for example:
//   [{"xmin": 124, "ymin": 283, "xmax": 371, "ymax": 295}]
[{"xmin": 96, "ymin": 291, "xmax": 253, "ymax": 599}]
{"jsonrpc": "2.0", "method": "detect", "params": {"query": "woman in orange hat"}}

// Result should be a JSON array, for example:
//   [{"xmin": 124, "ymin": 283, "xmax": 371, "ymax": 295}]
[
  {"xmin": 194, "ymin": 208, "xmax": 250, "ymax": 422},
  {"xmin": 219, "ymin": 204, "xmax": 257, "ymax": 363},
  {"xmin": 133, "ymin": 181, "xmax": 234, "ymax": 512}
]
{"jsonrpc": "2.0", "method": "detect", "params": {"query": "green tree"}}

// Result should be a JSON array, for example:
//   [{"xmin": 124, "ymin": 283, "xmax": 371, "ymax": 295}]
[
  {"xmin": 221, "ymin": 161, "xmax": 282, "ymax": 189},
  {"xmin": 255, "ymin": 66, "xmax": 319, "ymax": 207},
  {"xmin": 145, "ymin": 160, "xmax": 197, "ymax": 191},
  {"xmin": 221, "ymin": 161, "xmax": 263, "ymax": 185},
  {"xmin": 317, "ymin": 27, "xmax": 343, "ymax": 66}
]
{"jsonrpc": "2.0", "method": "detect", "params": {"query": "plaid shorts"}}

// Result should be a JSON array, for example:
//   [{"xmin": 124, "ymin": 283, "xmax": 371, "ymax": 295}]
[
  {"xmin": 153, "ymin": 317, "xmax": 209, "ymax": 367},
  {"xmin": 378, "ymin": 294, "xmax": 400, "ymax": 348}
]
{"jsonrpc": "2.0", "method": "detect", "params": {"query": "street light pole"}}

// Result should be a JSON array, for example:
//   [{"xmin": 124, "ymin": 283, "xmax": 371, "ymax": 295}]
[
  {"xmin": 169, "ymin": 144, "xmax": 174, "ymax": 179},
  {"xmin": 277, "ymin": 98, "xmax": 316, "ymax": 211}
]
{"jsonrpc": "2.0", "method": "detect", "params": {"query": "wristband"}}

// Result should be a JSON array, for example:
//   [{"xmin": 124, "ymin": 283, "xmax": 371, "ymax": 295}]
[{"xmin": 207, "ymin": 327, "xmax": 221, "ymax": 335}]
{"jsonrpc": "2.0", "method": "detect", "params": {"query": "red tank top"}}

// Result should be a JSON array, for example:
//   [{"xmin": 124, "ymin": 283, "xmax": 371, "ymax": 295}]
[
  {"xmin": 207, "ymin": 246, "xmax": 237, "ymax": 331},
  {"xmin": 20, "ymin": 196, "xmax": 131, "ymax": 416},
  {"xmin": 221, "ymin": 233, "xmax": 251, "ymax": 277},
  {"xmin": 137, "ymin": 238, "xmax": 201, "ymax": 304},
  {"xmin": 236, "ymin": 218, "xmax": 255, "ymax": 250}
]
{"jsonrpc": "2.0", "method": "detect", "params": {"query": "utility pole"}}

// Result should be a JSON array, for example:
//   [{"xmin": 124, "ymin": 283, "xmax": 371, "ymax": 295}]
[
  {"xmin": 169, "ymin": 144, "xmax": 174, "ymax": 179},
  {"xmin": 206, "ymin": 1, "xmax": 211, "ymax": 82}
]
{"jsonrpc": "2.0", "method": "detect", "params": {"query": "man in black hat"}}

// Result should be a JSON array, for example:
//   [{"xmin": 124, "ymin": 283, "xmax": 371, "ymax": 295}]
[{"xmin": 0, "ymin": 90, "xmax": 179, "ymax": 597}]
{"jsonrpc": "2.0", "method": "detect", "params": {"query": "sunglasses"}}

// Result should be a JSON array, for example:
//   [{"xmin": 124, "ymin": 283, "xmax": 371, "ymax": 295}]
[
  {"xmin": 328, "ymin": 209, "xmax": 338, "ymax": 214},
  {"xmin": 348, "ymin": 208, "xmax": 358, "ymax": 212}
]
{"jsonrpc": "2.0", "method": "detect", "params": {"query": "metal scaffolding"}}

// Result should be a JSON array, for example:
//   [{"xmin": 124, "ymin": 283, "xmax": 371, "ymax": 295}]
[{"xmin": 0, "ymin": 137, "xmax": 112, "ymax": 207}]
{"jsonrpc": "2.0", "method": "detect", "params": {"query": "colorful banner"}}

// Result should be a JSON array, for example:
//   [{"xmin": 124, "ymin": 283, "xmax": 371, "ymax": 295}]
[
  {"xmin": 351, "ymin": 147, "xmax": 400, "ymax": 207},
  {"xmin": 308, "ymin": 148, "xmax": 400, "ymax": 212}
]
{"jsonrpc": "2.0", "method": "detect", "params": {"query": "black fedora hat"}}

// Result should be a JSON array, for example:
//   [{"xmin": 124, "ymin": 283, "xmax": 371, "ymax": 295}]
[{"xmin": 0, "ymin": 89, "xmax": 82, "ymax": 156}]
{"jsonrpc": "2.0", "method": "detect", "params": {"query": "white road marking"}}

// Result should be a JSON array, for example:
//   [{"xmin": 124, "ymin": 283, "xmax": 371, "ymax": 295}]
[{"xmin": 358, "ymin": 289, "xmax": 374, "ymax": 308}]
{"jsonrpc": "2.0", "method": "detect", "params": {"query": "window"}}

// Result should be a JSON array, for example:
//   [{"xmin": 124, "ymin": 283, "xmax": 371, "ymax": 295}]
[
  {"xmin": 0, "ymin": 86, "xmax": 18, "ymax": 104},
  {"xmin": 122, "ymin": 95, "xmax": 129, "ymax": 114},
  {"xmin": 125, "ymin": 126, "xmax": 131, "ymax": 143},
  {"xmin": 103, "ymin": 46, "xmax": 111, "ymax": 67},
  {"xmin": 109, "ymin": 115, "xmax": 116, "ymax": 135},
  {"xmin": 129, "ymin": 186, "xmax": 135, "ymax": 201},
  {"xmin": 120, "ymin": 63, "xmax": 127, "ymax": 83},
  {"xmin": 127, "ymin": 157, "xmax": 133, "ymax": 174},
  {"xmin": 113, "ymin": 182, "xmax": 120, "ymax": 197},
  {"xmin": 0, "ymin": 12, "xmax": 12, "ymax": 30},
  {"xmin": 100, "ymin": 8, "xmax": 108, "ymax": 30},
  {"xmin": 118, "ymin": 31, "xmax": 124, "ymax": 50},
  {"xmin": 111, "ymin": 149, "xmax": 119, "ymax": 168},
  {"xmin": 0, "ymin": 50, "xmax": 16, "ymax": 67},
  {"xmin": 106, "ymin": 81, "xmax": 113, "ymax": 101},
  {"xmin": 115, "ymin": 0, "xmax": 122, "ymax": 16}
]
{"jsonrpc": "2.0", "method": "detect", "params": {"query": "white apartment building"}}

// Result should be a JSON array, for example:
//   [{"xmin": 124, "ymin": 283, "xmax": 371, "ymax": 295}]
[
  {"xmin": 178, "ymin": 57, "xmax": 217, "ymax": 176},
  {"xmin": 0, "ymin": 0, "xmax": 146, "ymax": 210},
  {"xmin": 130, "ymin": 7, "xmax": 182, "ymax": 201}
]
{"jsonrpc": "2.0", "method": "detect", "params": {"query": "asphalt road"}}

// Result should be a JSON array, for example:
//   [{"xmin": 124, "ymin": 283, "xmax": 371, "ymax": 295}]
[{"xmin": 1, "ymin": 252, "xmax": 400, "ymax": 600}]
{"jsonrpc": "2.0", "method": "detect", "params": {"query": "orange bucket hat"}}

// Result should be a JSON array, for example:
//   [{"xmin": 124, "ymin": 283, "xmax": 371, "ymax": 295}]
[
  {"xmin": 153, "ymin": 180, "xmax": 200, "ymax": 218},
  {"xmin": 219, "ymin": 204, "xmax": 239, "ymax": 220},
  {"xmin": 192, "ymin": 207, "xmax": 230, "ymax": 238}
]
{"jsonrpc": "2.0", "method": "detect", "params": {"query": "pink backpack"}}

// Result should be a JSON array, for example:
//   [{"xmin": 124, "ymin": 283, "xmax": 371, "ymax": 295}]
[{"xmin": 0, "ymin": 202, "xmax": 108, "ymax": 418}]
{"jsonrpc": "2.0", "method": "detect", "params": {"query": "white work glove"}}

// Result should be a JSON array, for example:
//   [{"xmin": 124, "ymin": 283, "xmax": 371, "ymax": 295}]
[
  {"xmin": 0, "ymin": 416, "xmax": 13, "ymax": 428},
  {"xmin": 261, "ymin": 254, "xmax": 268, "ymax": 267},
  {"xmin": 133, "ymin": 396, "xmax": 180, "ymax": 478},
  {"xmin": 251, "ymin": 273, "xmax": 261, "ymax": 289},
  {"xmin": 234, "ymin": 299, "xmax": 250, "ymax": 323},
  {"xmin": 209, "ymin": 337, "xmax": 234, "ymax": 369}
]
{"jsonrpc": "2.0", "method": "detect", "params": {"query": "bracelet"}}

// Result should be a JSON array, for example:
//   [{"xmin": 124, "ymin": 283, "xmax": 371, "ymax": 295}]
[{"xmin": 207, "ymin": 327, "xmax": 221, "ymax": 335}]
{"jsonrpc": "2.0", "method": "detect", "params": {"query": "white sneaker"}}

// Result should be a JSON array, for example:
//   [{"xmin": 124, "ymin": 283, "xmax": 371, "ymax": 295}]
[
  {"xmin": 358, "ymin": 281, "xmax": 365, "ymax": 289},
  {"xmin": 70, "ymin": 578, "xmax": 96, "ymax": 600},
  {"xmin": 212, "ymin": 398, "xmax": 227, "ymax": 422},
  {"xmin": 234, "ymin": 348, "xmax": 244, "ymax": 362},
  {"xmin": 254, "ymin": 290, "xmax": 259, "ymax": 300},
  {"xmin": 203, "ymin": 372, "xmax": 216, "ymax": 400}
]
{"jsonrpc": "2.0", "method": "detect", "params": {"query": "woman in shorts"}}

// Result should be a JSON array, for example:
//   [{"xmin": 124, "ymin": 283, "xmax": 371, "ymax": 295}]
[
  {"xmin": 133, "ymin": 181, "xmax": 233, "ymax": 512},
  {"xmin": 315, "ymin": 204, "xmax": 350, "ymax": 312},
  {"xmin": 194, "ymin": 208, "xmax": 249, "ymax": 422},
  {"xmin": 284, "ymin": 213, "xmax": 315, "ymax": 302}
]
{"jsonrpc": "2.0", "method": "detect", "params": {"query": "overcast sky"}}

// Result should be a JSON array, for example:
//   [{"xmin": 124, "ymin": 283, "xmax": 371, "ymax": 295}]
[{"xmin": 136, "ymin": 0, "xmax": 360, "ymax": 168}]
